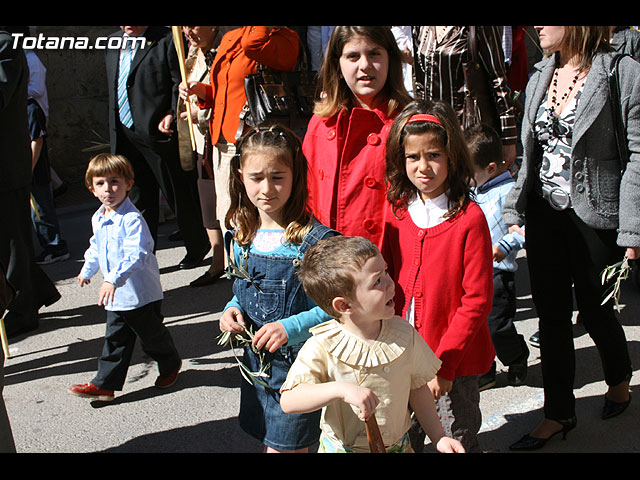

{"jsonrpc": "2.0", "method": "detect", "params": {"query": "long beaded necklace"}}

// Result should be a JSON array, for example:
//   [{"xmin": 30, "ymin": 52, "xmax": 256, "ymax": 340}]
[{"xmin": 549, "ymin": 67, "xmax": 580, "ymax": 116}]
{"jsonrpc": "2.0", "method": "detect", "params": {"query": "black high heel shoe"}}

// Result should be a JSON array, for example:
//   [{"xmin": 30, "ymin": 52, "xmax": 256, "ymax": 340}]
[
  {"xmin": 602, "ymin": 374, "xmax": 632, "ymax": 420},
  {"xmin": 509, "ymin": 417, "xmax": 577, "ymax": 451},
  {"xmin": 602, "ymin": 394, "xmax": 631, "ymax": 420}
]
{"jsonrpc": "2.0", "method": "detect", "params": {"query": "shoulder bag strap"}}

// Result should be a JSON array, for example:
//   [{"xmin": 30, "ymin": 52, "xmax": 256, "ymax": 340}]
[{"xmin": 609, "ymin": 53, "xmax": 630, "ymax": 173}]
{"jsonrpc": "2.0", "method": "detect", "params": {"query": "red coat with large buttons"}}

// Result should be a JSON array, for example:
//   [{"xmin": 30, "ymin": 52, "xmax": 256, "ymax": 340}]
[{"xmin": 302, "ymin": 106, "xmax": 395, "ymax": 248}]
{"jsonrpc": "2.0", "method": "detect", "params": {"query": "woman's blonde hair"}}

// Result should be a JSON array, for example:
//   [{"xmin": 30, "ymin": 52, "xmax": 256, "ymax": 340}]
[
  {"xmin": 551, "ymin": 26, "xmax": 613, "ymax": 72},
  {"xmin": 314, "ymin": 26, "xmax": 412, "ymax": 118},
  {"xmin": 226, "ymin": 125, "xmax": 313, "ymax": 247},
  {"xmin": 85, "ymin": 153, "xmax": 134, "ymax": 190},
  {"xmin": 385, "ymin": 100, "xmax": 474, "ymax": 219}
]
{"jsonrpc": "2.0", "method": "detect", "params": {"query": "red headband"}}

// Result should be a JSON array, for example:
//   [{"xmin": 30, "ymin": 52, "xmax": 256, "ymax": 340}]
[{"xmin": 407, "ymin": 114, "xmax": 442, "ymax": 125}]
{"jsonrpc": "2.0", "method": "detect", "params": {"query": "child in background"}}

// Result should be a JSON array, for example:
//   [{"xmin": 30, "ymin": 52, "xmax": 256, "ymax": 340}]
[
  {"xmin": 280, "ymin": 235, "xmax": 464, "ymax": 453},
  {"xmin": 70, "ymin": 154, "xmax": 181, "ymax": 402},
  {"xmin": 466, "ymin": 124, "xmax": 529, "ymax": 391},
  {"xmin": 219, "ymin": 125, "xmax": 337, "ymax": 453},
  {"xmin": 381, "ymin": 100, "xmax": 495, "ymax": 452}
]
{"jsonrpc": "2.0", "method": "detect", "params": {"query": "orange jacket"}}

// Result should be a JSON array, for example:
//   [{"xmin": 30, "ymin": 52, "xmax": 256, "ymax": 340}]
[{"xmin": 196, "ymin": 26, "xmax": 299, "ymax": 145}]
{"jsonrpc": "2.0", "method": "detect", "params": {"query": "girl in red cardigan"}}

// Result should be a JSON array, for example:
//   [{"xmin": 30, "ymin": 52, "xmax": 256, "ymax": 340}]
[{"xmin": 381, "ymin": 99, "xmax": 495, "ymax": 452}]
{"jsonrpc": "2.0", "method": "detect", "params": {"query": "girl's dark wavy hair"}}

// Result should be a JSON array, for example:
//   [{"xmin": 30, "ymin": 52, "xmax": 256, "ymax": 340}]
[
  {"xmin": 226, "ymin": 125, "xmax": 313, "ymax": 247},
  {"xmin": 385, "ymin": 99, "xmax": 475, "ymax": 219}
]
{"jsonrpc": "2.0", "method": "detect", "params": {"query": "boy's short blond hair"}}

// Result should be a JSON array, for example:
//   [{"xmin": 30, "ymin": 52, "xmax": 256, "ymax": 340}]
[
  {"xmin": 297, "ymin": 236, "xmax": 379, "ymax": 318},
  {"xmin": 85, "ymin": 153, "xmax": 135, "ymax": 190}
]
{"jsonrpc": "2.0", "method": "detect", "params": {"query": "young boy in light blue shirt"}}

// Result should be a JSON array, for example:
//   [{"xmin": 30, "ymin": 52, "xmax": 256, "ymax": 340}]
[
  {"xmin": 69, "ymin": 154, "xmax": 181, "ymax": 402},
  {"xmin": 467, "ymin": 124, "xmax": 529, "ymax": 392}
]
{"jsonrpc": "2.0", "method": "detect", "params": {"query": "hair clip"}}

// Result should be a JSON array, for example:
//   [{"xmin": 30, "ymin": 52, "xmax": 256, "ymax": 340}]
[
  {"xmin": 267, "ymin": 125, "xmax": 286, "ymax": 137},
  {"xmin": 407, "ymin": 114, "xmax": 442, "ymax": 125}
]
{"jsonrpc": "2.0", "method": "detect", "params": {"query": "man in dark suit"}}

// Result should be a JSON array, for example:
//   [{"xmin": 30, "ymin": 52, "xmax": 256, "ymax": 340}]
[
  {"xmin": 105, "ymin": 26, "xmax": 209, "ymax": 268},
  {"xmin": 0, "ymin": 27, "xmax": 60, "ymax": 339}
]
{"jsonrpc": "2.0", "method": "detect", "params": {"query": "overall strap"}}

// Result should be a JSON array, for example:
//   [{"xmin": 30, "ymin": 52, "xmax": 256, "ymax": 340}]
[{"xmin": 297, "ymin": 221, "xmax": 338, "ymax": 257}]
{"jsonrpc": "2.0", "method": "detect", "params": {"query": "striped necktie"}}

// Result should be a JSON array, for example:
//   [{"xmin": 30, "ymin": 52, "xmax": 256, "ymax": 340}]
[{"xmin": 117, "ymin": 44, "xmax": 134, "ymax": 128}]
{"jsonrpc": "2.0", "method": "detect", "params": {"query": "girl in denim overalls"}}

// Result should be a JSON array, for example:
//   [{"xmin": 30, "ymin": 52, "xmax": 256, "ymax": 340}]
[{"xmin": 219, "ymin": 126, "xmax": 338, "ymax": 452}]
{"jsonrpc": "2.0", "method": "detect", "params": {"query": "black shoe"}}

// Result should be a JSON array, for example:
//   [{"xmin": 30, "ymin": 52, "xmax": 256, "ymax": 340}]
[
  {"xmin": 189, "ymin": 270, "xmax": 223, "ymax": 287},
  {"xmin": 602, "ymin": 394, "xmax": 631, "ymax": 420},
  {"xmin": 478, "ymin": 373, "xmax": 496, "ymax": 392},
  {"xmin": 179, "ymin": 247, "xmax": 210, "ymax": 269},
  {"xmin": 168, "ymin": 230, "xmax": 183, "ymax": 242},
  {"xmin": 529, "ymin": 331, "xmax": 540, "ymax": 348},
  {"xmin": 507, "ymin": 352, "xmax": 529, "ymax": 386},
  {"xmin": 509, "ymin": 417, "xmax": 577, "ymax": 451},
  {"xmin": 35, "ymin": 248, "xmax": 70, "ymax": 265},
  {"xmin": 479, "ymin": 362, "xmax": 497, "ymax": 391}
]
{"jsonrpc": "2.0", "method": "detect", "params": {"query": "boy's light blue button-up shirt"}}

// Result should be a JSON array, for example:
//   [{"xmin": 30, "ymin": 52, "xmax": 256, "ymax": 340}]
[
  {"xmin": 473, "ymin": 171, "xmax": 526, "ymax": 273},
  {"xmin": 79, "ymin": 197, "xmax": 163, "ymax": 311}
]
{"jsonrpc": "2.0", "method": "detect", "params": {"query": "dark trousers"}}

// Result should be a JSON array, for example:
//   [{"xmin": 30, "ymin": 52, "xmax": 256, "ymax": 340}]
[
  {"xmin": 92, "ymin": 300, "xmax": 180, "ymax": 391},
  {"xmin": 31, "ymin": 181, "xmax": 67, "ymax": 253},
  {"xmin": 0, "ymin": 186, "xmax": 59, "ymax": 333},
  {"xmin": 116, "ymin": 123, "xmax": 208, "ymax": 254},
  {"xmin": 488, "ymin": 269, "xmax": 528, "ymax": 366},
  {"xmin": 525, "ymin": 193, "xmax": 632, "ymax": 421},
  {"xmin": 409, "ymin": 375, "xmax": 483, "ymax": 453}
]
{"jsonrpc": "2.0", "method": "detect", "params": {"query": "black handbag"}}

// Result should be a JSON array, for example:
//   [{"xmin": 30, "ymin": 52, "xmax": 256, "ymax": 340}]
[
  {"xmin": 242, "ymin": 39, "xmax": 319, "ymax": 132},
  {"xmin": 608, "ymin": 53, "xmax": 640, "ymax": 290}
]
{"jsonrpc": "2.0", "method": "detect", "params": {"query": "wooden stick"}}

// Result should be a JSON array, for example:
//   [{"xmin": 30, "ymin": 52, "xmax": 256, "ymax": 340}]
[
  {"xmin": 30, "ymin": 194, "xmax": 40, "ymax": 220},
  {"xmin": 365, "ymin": 414, "xmax": 386, "ymax": 453},
  {"xmin": 0, "ymin": 317, "xmax": 10, "ymax": 359},
  {"xmin": 171, "ymin": 26, "xmax": 196, "ymax": 152}
]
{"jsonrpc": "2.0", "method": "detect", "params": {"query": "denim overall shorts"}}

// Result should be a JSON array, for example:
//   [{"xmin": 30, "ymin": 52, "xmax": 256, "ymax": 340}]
[{"xmin": 229, "ymin": 220, "xmax": 336, "ymax": 450}]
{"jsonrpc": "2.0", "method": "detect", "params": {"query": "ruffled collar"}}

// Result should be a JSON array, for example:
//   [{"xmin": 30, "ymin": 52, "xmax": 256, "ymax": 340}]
[{"xmin": 309, "ymin": 317, "xmax": 413, "ymax": 368}]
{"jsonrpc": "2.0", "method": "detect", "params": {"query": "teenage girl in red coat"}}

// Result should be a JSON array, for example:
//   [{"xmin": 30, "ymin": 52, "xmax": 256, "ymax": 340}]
[
  {"xmin": 381, "ymin": 99, "xmax": 495, "ymax": 452},
  {"xmin": 302, "ymin": 26, "xmax": 412, "ymax": 247}
]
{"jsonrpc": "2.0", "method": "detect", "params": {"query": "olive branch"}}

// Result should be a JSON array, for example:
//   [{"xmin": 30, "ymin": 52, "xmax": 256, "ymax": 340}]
[
  {"xmin": 225, "ymin": 254, "xmax": 263, "ymax": 293},
  {"xmin": 601, "ymin": 257, "xmax": 631, "ymax": 313},
  {"xmin": 217, "ymin": 324, "xmax": 271, "ymax": 388}
]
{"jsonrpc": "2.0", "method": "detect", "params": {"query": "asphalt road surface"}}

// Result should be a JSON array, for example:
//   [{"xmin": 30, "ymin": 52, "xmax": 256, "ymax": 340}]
[{"xmin": 3, "ymin": 196, "xmax": 639, "ymax": 453}]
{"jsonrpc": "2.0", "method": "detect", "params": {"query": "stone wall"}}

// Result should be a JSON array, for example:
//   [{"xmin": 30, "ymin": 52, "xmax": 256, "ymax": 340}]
[{"xmin": 29, "ymin": 26, "xmax": 117, "ymax": 183}]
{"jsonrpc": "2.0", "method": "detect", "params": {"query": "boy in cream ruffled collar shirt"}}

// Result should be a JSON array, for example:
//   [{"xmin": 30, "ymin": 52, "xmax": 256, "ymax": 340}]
[{"xmin": 280, "ymin": 236, "xmax": 464, "ymax": 453}]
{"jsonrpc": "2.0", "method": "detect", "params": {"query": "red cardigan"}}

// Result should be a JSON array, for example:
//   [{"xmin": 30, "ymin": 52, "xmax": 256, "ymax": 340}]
[{"xmin": 381, "ymin": 200, "xmax": 495, "ymax": 381}]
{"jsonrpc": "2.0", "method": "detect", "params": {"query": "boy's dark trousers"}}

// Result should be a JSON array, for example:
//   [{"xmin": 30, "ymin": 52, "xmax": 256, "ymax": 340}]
[
  {"xmin": 489, "ymin": 269, "xmax": 528, "ymax": 366},
  {"xmin": 92, "ymin": 300, "xmax": 181, "ymax": 391}
]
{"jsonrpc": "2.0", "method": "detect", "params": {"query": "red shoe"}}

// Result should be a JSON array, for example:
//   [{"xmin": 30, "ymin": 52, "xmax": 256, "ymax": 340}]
[
  {"xmin": 69, "ymin": 382, "xmax": 115, "ymax": 401},
  {"xmin": 155, "ymin": 361, "xmax": 181, "ymax": 388}
]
